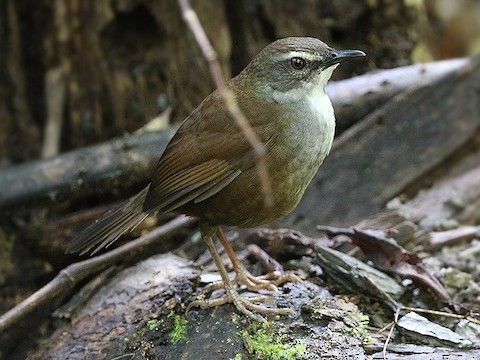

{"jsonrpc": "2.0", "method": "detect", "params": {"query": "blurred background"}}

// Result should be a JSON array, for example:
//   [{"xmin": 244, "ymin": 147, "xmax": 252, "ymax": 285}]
[{"xmin": 1, "ymin": 0, "xmax": 479, "ymax": 165}]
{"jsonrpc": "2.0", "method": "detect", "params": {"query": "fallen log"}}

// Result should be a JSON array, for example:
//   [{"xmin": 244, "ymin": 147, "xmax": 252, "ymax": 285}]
[
  {"xmin": 289, "ymin": 56, "xmax": 480, "ymax": 229},
  {"xmin": 330, "ymin": 58, "xmax": 468, "ymax": 133},
  {"xmin": 2, "ymin": 151, "xmax": 478, "ymax": 359},
  {"xmin": 0, "ymin": 129, "xmax": 175, "ymax": 210},
  {"xmin": 28, "ymin": 254, "xmax": 367, "ymax": 360},
  {"xmin": 0, "ymin": 59, "xmax": 468, "ymax": 212}
]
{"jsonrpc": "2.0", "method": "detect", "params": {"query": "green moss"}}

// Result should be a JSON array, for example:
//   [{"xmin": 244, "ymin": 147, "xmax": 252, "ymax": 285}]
[
  {"xmin": 147, "ymin": 319, "xmax": 160, "ymax": 331},
  {"xmin": 169, "ymin": 314, "xmax": 188, "ymax": 343},
  {"xmin": 240, "ymin": 323, "xmax": 306, "ymax": 360},
  {"xmin": 231, "ymin": 354, "xmax": 242, "ymax": 360},
  {"xmin": 443, "ymin": 268, "xmax": 472, "ymax": 290},
  {"xmin": 345, "ymin": 311, "xmax": 373, "ymax": 344}
]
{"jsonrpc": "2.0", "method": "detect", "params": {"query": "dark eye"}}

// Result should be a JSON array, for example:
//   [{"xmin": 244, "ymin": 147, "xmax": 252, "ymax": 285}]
[{"xmin": 290, "ymin": 57, "xmax": 307, "ymax": 70}]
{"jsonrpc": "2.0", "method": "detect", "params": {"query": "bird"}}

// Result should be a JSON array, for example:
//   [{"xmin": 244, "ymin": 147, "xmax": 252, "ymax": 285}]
[{"xmin": 68, "ymin": 37, "xmax": 365, "ymax": 321}]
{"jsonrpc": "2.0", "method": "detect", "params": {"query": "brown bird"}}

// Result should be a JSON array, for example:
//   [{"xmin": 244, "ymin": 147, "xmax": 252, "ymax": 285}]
[{"xmin": 68, "ymin": 37, "xmax": 365, "ymax": 321}]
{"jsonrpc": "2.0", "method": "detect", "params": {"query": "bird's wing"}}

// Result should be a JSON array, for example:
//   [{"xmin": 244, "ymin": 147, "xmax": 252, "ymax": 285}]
[{"xmin": 143, "ymin": 89, "xmax": 275, "ymax": 213}]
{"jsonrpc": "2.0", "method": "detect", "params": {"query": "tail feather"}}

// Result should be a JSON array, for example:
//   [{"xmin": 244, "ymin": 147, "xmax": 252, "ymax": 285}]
[{"xmin": 67, "ymin": 186, "xmax": 150, "ymax": 255}]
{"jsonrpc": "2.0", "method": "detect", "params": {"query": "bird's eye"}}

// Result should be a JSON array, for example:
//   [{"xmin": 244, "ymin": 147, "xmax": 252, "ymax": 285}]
[{"xmin": 290, "ymin": 57, "xmax": 307, "ymax": 70}]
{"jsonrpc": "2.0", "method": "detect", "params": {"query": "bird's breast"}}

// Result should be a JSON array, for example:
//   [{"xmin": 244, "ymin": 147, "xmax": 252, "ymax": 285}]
[
  {"xmin": 276, "ymin": 90, "xmax": 335, "ymax": 170},
  {"xmin": 267, "ymin": 91, "xmax": 335, "ymax": 215}
]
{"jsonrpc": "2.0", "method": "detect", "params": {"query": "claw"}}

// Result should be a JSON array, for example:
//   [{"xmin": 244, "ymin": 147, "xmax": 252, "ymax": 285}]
[
  {"xmin": 188, "ymin": 284, "xmax": 293, "ymax": 322},
  {"xmin": 204, "ymin": 266, "xmax": 300, "ymax": 293}
]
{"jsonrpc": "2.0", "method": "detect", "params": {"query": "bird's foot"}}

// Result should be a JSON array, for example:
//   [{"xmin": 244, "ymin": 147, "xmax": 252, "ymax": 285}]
[
  {"xmin": 187, "ymin": 284, "xmax": 293, "ymax": 322},
  {"xmin": 204, "ymin": 265, "xmax": 300, "ymax": 293},
  {"xmin": 239, "ymin": 269, "xmax": 301, "ymax": 292}
]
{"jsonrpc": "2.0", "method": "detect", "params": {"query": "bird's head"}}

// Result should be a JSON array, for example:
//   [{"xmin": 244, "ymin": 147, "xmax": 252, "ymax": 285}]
[{"xmin": 241, "ymin": 37, "xmax": 365, "ymax": 102}]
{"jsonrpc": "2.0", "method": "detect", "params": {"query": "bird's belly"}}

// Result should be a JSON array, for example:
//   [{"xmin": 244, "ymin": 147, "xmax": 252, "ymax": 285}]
[{"xmin": 268, "ymin": 130, "xmax": 331, "ymax": 217}]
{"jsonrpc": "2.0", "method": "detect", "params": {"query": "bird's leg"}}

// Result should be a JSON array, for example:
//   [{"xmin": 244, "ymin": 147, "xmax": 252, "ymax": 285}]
[
  {"xmin": 188, "ymin": 227, "xmax": 292, "ymax": 321},
  {"xmin": 205, "ymin": 228, "xmax": 300, "ymax": 293}
]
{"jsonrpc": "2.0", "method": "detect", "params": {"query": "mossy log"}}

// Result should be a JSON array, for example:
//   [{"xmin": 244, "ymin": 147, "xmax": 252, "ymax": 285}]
[{"xmin": 29, "ymin": 254, "xmax": 367, "ymax": 360}]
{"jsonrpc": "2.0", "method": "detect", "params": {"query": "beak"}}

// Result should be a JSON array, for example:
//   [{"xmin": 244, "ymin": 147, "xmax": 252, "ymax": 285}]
[{"xmin": 322, "ymin": 49, "xmax": 366, "ymax": 69}]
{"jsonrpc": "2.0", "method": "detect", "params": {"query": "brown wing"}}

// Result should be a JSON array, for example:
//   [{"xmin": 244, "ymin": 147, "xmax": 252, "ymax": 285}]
[{"xmin": 143, "ymin": 89, "xmax": 275, "ymax": 213}]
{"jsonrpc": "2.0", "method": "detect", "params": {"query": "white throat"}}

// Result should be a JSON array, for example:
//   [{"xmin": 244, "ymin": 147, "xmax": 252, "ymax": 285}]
[
  {"xmin": 305, "ymin": 64, "xmax": 337, "ymax": 157},
  {"xmin": 307, "ymin": 64, "xmax": 337, "ymax": 122}
]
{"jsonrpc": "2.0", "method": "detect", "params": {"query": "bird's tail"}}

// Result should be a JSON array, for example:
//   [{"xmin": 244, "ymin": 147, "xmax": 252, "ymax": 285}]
[{"xmin": 67, "ymin": 186, "xmax": 150, "ymax": 255}]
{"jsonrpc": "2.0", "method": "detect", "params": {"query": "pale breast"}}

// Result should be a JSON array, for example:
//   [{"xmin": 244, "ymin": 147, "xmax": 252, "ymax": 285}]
[
  {"xmin": 269, "ymin": 90, "xmax": 336, "ymax": 216},
  {"xmin": 307, "ymin": 87, "xmax": 336, "ymax": 160}
]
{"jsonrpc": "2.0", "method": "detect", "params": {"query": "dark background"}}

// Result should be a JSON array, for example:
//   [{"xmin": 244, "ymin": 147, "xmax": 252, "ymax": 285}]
[{"xmin": 2, "ymin": 0, "xmax": 478, "ymax": 165}]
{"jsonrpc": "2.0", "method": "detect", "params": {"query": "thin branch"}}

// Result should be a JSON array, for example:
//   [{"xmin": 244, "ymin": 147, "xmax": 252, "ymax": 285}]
[
  {"xmin": 0, "ymin": 216, "xmax": 196, "ymax": 335},
  {"xmin": 247, "ymin": 243, "xmax": 284, "ymax": 273},
  {"xmin": 177, "ymin": 0, "xmax": 273, "ymax": 207},
  {"xmin": 377, "ymin": 321, "xmax": 394, "ymax": 334},
  {"xmin": 400, "ymin": 306, "xmax": 480, "ymax": 325},
  {"xmin": 383, "ymin": 308, "xmax": 400, "ymax": 360},
  {"xmin": 42, "ymin": 66, "xmax": 66, "ymax": 158}
]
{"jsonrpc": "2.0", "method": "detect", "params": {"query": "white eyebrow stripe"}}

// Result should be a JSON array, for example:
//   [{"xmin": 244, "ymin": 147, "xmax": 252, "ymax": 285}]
[{"xmin": 275, "ymin": 51, "xmax": 319, "ymax": 62}]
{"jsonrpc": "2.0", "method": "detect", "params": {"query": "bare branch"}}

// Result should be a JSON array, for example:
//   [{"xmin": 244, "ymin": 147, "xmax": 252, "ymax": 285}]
[
  {"xmin": 177, "ymin": 0, "xmax": 273, "ymax": 207},
  {"xmin": 42, "ymin": 67, "xmax": 66, "ymax": 158},
  {"xmin": 0, "ymin": 216, "xmax": 196, "ymax": 335}
]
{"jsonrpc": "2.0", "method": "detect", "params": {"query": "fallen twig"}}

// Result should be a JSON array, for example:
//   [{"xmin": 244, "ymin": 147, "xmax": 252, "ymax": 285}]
[
  {"xmin": 246, "ymin": 244, "xmax": 284, "ymax": 273},
  {"xmin": 400, "ymin": 306, "xmax": 480, "ymax": 326},
  {"xmin": 422, "ymin": 226, "xmax": 480, "ymax": 251},
  {"xmin": 0, "ymin": 216, "xmax": 196, "ymax": 335},
  {"xmin": 383, "ymin": 308, "xmax": 400, "ymax": 360}
]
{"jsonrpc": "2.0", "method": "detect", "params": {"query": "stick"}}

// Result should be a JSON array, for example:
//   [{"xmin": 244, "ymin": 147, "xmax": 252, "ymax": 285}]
[
  {"xmin": 383, "ymin": 308, "xmax": 400, "ymax": 360},
  {"xmin": 177, "ymin": 0, "xmax": 273, "ymax": 207},
  {"xmin": 400, "ymin": 306, "xmax": 480, "ymax": 325},
  {"xmin": 42, "ymin": 67, "xmax": 66, "ymax": 158},
  {"xmin": 246, "ymin": 244, "xmax": 284, "ymax": 273},
  {"xmin": 0, "ymin": 216, "xmax": 196, "ymax": 335}
]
